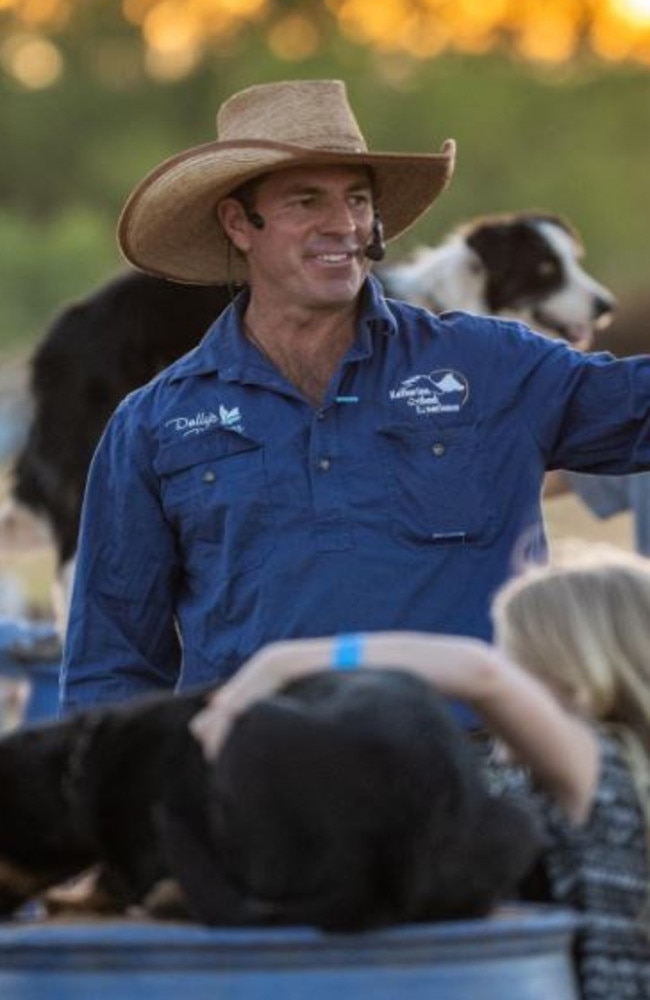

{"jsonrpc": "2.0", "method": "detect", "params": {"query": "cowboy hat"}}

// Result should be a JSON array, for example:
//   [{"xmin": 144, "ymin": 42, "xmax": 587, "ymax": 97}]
[{"xmin": 118, "ymin": 79, "xmax": 456, "ymax": 285}]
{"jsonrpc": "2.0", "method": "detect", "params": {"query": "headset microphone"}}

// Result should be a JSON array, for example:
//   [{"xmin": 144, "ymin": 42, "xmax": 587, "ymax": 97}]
[{"xmin": 364, "ymin": 213, "xmax": 386, "ymax": 262}]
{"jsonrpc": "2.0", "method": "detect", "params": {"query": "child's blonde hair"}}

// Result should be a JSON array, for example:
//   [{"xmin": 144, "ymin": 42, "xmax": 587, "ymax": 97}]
[
  {"xmin": 493, "ymin": 541, "xmax": 650, "ymax": 931},
  {"xmin": 492, "ymin": 541, "xmax": 650, "ymax": 747}
]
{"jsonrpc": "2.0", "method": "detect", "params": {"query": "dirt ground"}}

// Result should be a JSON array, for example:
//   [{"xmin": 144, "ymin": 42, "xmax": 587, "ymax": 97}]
[{"xmin": 544, "ymin": 492, "xmax": 633, "ymax": 554}]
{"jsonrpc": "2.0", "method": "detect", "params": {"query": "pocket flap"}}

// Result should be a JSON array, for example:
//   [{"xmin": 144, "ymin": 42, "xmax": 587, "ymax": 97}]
[
  {"xmin": 377, "ymin": 420, "xmax": 476, "ymax": 448},
  {"xmin": 154, "ymin": 428, "xmax": 261, "ymax": 476}
]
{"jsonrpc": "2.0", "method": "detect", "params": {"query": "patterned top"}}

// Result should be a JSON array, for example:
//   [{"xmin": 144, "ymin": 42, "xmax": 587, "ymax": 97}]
[{"xmin": 486, "ymin": 731, "xmax": 650, "ymax": 1000}]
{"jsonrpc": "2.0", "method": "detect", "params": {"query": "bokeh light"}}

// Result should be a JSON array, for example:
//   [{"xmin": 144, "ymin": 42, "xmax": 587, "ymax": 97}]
[
  {"xmin": 4, "ymin": 0, "xmax": 650, "ymax": 86},
  {"xmin": 0, "ymin": 31, "xmax": 63, "ymax": 87}
]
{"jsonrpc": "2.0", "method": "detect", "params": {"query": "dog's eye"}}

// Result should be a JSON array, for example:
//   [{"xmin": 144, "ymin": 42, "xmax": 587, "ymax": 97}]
[{"xmin": 537, "ymin": 259, "xmax": 559, "ymax": 276}]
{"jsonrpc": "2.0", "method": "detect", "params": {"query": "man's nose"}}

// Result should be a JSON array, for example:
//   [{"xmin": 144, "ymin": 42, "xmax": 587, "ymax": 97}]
[{"xmin": 322, "ymin": 200, "xmax": 357, "ymax": 233}]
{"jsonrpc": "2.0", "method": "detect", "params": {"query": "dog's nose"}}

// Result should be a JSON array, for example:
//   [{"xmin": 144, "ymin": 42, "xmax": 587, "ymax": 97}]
[{"xmin": 593, "ymin": 293, "xmax": 616, "ymax": 320}]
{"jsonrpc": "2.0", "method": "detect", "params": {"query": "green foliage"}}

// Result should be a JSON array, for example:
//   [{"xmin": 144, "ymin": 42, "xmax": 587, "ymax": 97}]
[
  {"xmin": 350, "ymin": 56, "xmax": 650, "ymax": 298},
  {"xmin": 0, "ymin": 208, "xmax": 120, "ymax": 350}
]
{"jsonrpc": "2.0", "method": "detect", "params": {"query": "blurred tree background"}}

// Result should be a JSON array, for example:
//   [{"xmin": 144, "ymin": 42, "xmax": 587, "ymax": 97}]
[{"xmin": 2, "ymin": 0, "xmax": 650, "ymax": 355}]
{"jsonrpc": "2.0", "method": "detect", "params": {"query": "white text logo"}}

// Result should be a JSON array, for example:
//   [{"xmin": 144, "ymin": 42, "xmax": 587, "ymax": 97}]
[
  {"xmin": 164, "ymin": 406, "xmax": 245, "ymax": 437},
  {"xmin": 389, "ymin": 370, "xmax": 469, "ymax": 415}
]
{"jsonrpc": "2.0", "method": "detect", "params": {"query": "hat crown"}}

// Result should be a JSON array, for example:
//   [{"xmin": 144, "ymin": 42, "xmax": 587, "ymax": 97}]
[
  {"xmin": 119, "ymin": 78, "xmax": 455, "ymax": 284},
  {"xmin": 216, "ymin": 80, "xmax": 368, "ymax": 154}
]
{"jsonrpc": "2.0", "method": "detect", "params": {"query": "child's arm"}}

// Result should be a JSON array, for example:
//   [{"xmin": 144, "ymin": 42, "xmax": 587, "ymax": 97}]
[{"xmin": 190, "ymin": 631, "xmax": 599, "ymax": 824}]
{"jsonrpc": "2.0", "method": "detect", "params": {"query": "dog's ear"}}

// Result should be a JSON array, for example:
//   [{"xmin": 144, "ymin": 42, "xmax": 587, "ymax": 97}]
[
  {"xmin": 444, "ymin": 794, "xmax": 545, "ymax": 916},
  {"xmin": 158, "ymin": 805, "xmax": 271, "ymax": 927},
  {"xmin": 388, "ymin": 791, "xmax": 544, "ymax": 923},
  {"xmin": 466, "ymin": 219, "xmax": 563, "ymax": 312}
]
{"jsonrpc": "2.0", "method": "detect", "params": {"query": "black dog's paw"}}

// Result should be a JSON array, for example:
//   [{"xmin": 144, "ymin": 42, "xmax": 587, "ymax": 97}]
[
  {"xmin": 43, "ymin": 867, "xmax": 125, "ymax": 918},
  {"xmin": 139, "ymin": 878, "xmax": 192, "ymax": 921}
]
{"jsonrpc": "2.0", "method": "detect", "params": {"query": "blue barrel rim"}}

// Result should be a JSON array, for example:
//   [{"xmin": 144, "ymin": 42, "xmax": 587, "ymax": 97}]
[{"xmin": 0, "ymin": 905, "xmax": 581, "ymax": 973}]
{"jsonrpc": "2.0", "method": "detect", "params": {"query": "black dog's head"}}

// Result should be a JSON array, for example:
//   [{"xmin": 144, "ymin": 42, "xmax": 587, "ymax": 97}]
[
  {"xmin": 0, "ymin": 690, "xmax": 207, "ymax": 919},
  {"xmin": 162, "ymin": 669, "xmax": 541, "ymax": 931}
]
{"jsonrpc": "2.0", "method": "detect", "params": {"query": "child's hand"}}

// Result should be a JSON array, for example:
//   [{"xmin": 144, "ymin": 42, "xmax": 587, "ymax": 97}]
[{"xmin": 189, "ymin": 642, "xmax": 302, "ymax": 759}]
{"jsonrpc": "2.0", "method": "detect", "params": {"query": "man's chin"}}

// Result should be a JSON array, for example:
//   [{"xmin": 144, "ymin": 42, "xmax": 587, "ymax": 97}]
[{"xmin": 306, "ymin": 272, "xmax": 367, "ymax": 308}]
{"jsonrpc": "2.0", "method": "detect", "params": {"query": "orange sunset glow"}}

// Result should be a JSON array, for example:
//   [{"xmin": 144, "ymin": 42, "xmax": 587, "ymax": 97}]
[{"xmin": 3, "ymin": 0, "xmax": 650, "ymax": 87}]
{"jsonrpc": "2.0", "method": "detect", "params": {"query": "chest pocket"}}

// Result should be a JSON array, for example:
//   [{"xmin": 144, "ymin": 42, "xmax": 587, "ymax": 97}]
[
  {"xmin": 155, "ymin": 428, "xmax": 275, "ymax": 575},
  {"xmin": 378, "ymin": 420, "xmax": 496, "ymax": 547}
]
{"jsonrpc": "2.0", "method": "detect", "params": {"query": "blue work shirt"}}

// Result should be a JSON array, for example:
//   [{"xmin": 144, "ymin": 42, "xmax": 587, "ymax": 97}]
[{"xmin": 61, "ymin": 276, "xmax": 650, "ymax": 713}]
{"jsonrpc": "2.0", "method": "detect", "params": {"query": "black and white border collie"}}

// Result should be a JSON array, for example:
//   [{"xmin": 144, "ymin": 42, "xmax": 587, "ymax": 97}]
[
  {"xmin": 380, "ymin": 211, "xmax": 615, "ymax": 349},
  {"xmin": 5, "ymin": 210, "xmax": 615, "ymax": 627}
]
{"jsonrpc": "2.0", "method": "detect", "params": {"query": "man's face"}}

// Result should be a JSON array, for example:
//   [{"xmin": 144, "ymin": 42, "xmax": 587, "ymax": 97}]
[{"xmin": 228, "ymin": 164, "xmax": 375, "ymax": 312}]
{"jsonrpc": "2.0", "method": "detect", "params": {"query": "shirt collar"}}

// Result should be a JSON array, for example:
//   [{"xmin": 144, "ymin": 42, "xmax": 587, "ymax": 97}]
[{"xmin": 168, "ymin": 273, "xmax": 396, "ymax": 384}]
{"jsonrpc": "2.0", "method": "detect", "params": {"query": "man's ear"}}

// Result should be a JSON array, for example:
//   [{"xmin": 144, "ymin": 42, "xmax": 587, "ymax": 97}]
[{"xmin": 218, "ymin": 198, "xmax": 252, "ymax": 253}]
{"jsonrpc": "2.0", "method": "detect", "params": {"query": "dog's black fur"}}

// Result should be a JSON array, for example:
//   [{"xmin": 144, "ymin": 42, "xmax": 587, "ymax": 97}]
[
  {"xmin": 0, "ymin": 670, "xmax": 540, "ymax": 930},
  {"xmin": 12, "ymin": 273, "xmax": 234, "ymax": 568},
  {"xmin": 162, "ymin": 670, "xmax": 541, "ymax": 930},
  {"xmin": 0, "ymin": 688, "xmax": 205, "ymax": 915}
]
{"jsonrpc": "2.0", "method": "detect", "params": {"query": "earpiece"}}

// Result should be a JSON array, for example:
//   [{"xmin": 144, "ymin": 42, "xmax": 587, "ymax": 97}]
[
  {"xmin": 246, "ymin": 210, "xmax": 265, "ymax": 230},
  {"xmin": 364, "ymin": 213, "xmax": 385, "ymax": 262}
]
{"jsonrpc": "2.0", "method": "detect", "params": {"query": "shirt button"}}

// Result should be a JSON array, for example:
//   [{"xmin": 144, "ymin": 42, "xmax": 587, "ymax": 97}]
[
  {"xmin": 318, "ymin": 458, "xmax": 331, "ymax": 471},
  {"xmin": 202, "ymin": 470, "xmax": 216, "ymax": 483},
  {"xmin": 431, "ymin": 443, "xmax": 446, "ymax": 457}
]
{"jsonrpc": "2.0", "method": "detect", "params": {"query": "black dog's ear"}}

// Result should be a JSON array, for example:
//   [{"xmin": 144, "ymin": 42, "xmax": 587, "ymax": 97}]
[
  {"xmin": 452, "ymin": 794, "xmax": 545, "ymax": 915},
  {"xmin": 158, "ymin": 806, "xmax": 266, "ymax": 926},
  {"xmin": 395, "ymin": 792, "xmax": 545, "ymax": 923}
]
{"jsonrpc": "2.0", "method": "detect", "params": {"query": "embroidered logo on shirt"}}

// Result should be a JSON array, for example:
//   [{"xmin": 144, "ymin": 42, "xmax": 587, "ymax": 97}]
[
  {"xmin": 389, "ymin": 370, "xmax": 469, "ymax": 415},
  {"xmin": 165, "ymin": 406, "xmax": 244, "ymax": 437},
  {"xmin": 218, "ymin": 405, "xmax": 243, "ymax": 430}
]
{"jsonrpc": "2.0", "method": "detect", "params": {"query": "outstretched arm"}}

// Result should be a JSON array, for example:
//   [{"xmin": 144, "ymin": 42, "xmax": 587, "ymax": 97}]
[{"xmin": 191, "ymin": 631, "xmax": 599, "ymax": 824}]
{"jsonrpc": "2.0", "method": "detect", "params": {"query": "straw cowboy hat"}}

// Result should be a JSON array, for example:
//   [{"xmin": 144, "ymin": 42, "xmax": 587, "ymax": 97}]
[{"xmin": 118, "ymin": 79, "xmax": 456, "ymax": 285}]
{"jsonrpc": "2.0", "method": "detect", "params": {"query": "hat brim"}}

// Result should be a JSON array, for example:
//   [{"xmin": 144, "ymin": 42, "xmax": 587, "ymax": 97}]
[{"xmin": 117, "ymin": 139, "xmax": 456, "ymax": 285}]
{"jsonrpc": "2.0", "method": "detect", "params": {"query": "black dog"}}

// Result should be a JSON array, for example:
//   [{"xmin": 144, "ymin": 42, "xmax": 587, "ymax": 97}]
[
  {"xmin": 0, "ymin": 670, "xmax": 539, "ymax": 929},
  {"xmin": 0, "ymin": 688, "xmax": 206, "ymax": 916},
  {"xmin": 163, "ymin": 670, "xmax": 541, "ymax": 930}
]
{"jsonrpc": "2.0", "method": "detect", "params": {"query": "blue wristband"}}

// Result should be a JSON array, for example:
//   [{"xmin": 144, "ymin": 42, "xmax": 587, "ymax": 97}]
[{"xmin": 332, "ymin": 633, "xmax": 364, "ymax": 670}]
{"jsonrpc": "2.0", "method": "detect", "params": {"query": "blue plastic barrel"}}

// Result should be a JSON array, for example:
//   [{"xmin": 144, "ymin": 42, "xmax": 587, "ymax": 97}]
[
  {"xmin": 0, "ymin": 618, "xmax": 60, "ymax": 723},
  {"xmin": 0, "ymin": 907, "xmax": 580, "ymax": 1000},
  {"xmin": 20, "ymin": 661, "xmax": 60, "ymax": 722}
]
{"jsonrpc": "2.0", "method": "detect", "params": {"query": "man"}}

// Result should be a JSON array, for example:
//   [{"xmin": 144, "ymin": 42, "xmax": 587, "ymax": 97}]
[{"xmin": 60, "ymin": 79, "xmax": 650, "ymax": 714}]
